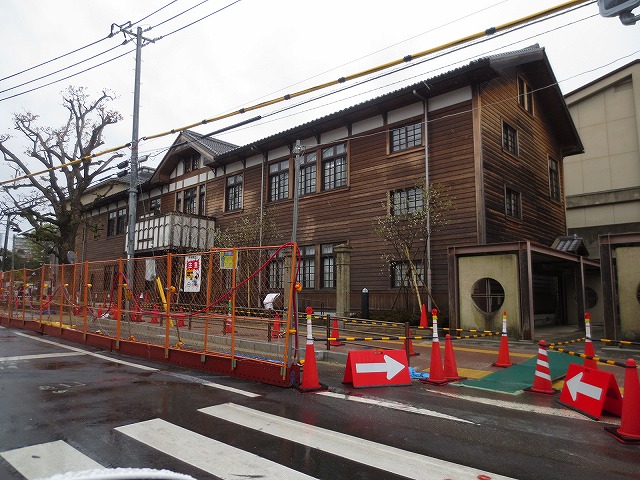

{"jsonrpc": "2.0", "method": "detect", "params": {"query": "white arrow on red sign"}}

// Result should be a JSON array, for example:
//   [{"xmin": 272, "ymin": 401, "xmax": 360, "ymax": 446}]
[
  {"xmin": 566, "ymin": 371, "xmax": 603, "ymax": 401},
  {"xmin": 355, "ymin": 354, "xmax": 406, "ymax": 380}
]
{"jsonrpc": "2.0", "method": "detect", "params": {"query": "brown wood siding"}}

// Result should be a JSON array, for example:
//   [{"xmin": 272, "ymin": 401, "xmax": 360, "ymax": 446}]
[
  {"xmin": 76, "ymin": 210, "xmax": 126, "ymax": 262},
  {"xmin": 480, "ymin": 69, "xmax": 566, "ymax": 246}
]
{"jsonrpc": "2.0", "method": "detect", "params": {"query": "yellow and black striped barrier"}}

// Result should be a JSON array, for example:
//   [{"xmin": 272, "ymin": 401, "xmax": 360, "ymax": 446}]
[{"xmin": 547, "ymin": 343, "xmax": 636, "ymax": 369}]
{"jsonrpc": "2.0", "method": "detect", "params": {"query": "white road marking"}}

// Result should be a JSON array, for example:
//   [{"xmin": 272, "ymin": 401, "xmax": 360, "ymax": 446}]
[
  {"xmin": 116, "ymin": 418, "xmax": 317, "ymax": 480},
  {"xmin": 9, "ymin": 330, "xmax": 158, "ymax": 371},
  {"xmin": 200, "ymin": 403, "xmax": 514, "ymax": 480},
  {"xmin": 0, "ymin": 352, "xmax": 85, "ymax": 362},
  {"xmin": 0, "ymin": 440, "xmax": 104, "ymax": 480},
  {"xmin": 317, "ymin": 390, "xmax": 475, "ymax": 424},
  {"xmin": 162, "ymin": 371, "xmax": 260, "ymax": 397},
  {"xmin": 430, "ymin": 389, "xmax": 620, "ymax": 424}
]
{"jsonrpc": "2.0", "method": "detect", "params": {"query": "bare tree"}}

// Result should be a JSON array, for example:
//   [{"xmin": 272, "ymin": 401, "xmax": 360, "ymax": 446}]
[
  {"xmin": 375, "ymin": 180, "xmax": 451, "ymax": 311},
  {"xmin": 0, "ymin": 86, "xmax": 123, "ymax": 264}
]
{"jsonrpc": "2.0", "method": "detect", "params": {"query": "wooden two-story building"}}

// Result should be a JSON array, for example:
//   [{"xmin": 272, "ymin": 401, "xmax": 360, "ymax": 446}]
[{"xmin": 78, "ymin": 45, "xmax": 587, "ymax": 334}]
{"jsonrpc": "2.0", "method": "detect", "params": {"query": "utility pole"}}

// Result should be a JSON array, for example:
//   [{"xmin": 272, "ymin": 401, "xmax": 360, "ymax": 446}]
[{"xmin": 110, "ymin": 22, "xmax": 154, "ymax": 309}]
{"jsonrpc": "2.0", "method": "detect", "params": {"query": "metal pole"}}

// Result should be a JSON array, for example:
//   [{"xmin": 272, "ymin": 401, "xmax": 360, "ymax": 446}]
[
  {"xmin": 126, "ymin": 26, "xmax": 142, "ymax": 307},
  {"xmin": 291, "ymin": 140, "xmax": 302, "ymax": 243},
  {"xmin": 2, "ymin": 214, "xmax": 12, "ymax": 271}
]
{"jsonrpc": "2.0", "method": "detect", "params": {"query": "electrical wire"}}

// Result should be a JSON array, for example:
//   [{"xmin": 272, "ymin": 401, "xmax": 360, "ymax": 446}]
[{"xmin": 0, "ymin": 0, "xmax": 604, "ymax": 187}]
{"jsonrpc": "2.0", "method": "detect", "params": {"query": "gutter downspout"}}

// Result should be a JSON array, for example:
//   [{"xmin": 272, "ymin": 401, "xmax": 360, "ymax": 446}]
[{"xmin": 412, "ymin": 90, "xmax": 432, "ymax": 311}]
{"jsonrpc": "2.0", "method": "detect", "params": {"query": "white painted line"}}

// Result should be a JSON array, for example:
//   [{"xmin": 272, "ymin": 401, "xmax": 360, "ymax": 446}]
[
  {"xmin": 162, "ymin": 371, "xmax": 260, "ymax": 398},
  {"xmin": 200, "ymin": 403, "xmax": 514, "ymax": 480},
  {"xmin": 317, "ymin": 391, "xmax": 475, "ymax": 424},
  {"xmin": 202, "ymin": 381, "xmax": 260, "ymax": 397},
  {"xmin": 430, "ymin": 389, "xmax": 620, "ymax": 424},
  {"xmin": 0, "ymin": 440, "xmax": 104, "ymax": 480},
  {"xmin": 0, "ymin": 352, "xmax": 86, "ymax": 362},
  {"xmin": 10, "ymin": 330, "xmax": 158, "ymax": 371},
  {"xmin": 115, "ymin": 418, "xmax": 317, "ymax": 480}
]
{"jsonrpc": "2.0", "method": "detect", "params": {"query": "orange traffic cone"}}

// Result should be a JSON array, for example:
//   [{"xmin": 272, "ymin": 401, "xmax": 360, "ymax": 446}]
[
  {"xmin": 419, "ymin": 304, "xmax": 429, "ymax": 328},
  {"xmin": 524, "ymin": 340, "xmax": 557, "ymax": 395},
  {"xmin": 150, "ymin": 305, "xmax": 159, "ymax": 324},
  {"xmin": 605, "ymin": 358, "xmax": 640, "ymax": 444},
  {"xmin": 404, "ymin": 336, "xmax": 418, "ymax": 356},
  {"xmin": 493, "ymin": 311, "xmax": 512, "ymax": 367},
  {"xmin": 444, "ymin": 334, "xmax": 465, "ymax": 381},
  {"xmin": 271, "ymin": 312, "xmax": 281, "ymax": 338},
  {"xmin": 583, "ymin": 312, "xmax": 598, "ymax": 370},
  {"xmin": 296, "ymin": 313, "xmax": 327, "ymax": 393},
  {"xmin": 420, "ymin": 310, "xmax": 449, "ymax": 385},
  {"xmin": 330, "ymin": 316, "xmax": 343, "ymax": 346}
]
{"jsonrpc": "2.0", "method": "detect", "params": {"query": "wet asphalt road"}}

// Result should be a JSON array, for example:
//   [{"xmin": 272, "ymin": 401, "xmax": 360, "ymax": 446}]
[{"xmin": 1, "ymin": 326, "xmax": 639, "ymax": 480}]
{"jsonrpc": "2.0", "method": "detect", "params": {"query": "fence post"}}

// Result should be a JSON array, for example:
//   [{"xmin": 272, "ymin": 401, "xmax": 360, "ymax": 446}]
[{"xmin": 326, "ymin": 314, "xmax": 331, "ymax": 351}]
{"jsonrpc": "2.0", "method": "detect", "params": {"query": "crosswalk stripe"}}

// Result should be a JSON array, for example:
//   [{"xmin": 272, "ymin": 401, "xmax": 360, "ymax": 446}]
[
  {"xmin": 200, "ymin": 403, "xmax": 515, "ymax": 480},
  {"xmin": 0, "ymin": 440, "xmax": 104, "ymax": 480},
  {"xmin": 317, "ymin": 391, "xmax": 475, "ymax": 423},
  {"xmin": 115, "ymin": 418, "xmax": 317, "ymax": 480}
]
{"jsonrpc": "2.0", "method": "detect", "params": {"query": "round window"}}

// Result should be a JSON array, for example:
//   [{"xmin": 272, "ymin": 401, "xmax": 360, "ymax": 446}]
[
  {"xmin": 585, "ymin": 287, "xmax": 598, "ymax": 309},
  {"xmin": 471, "ymin": 277, "xmax": 505, "ymax": 314}
]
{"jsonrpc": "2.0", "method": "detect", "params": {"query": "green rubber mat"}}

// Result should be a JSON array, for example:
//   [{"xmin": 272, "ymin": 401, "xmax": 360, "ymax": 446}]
[{"xmin": 456, "ymin": 351, "xmax": 582, "ymax": 395}]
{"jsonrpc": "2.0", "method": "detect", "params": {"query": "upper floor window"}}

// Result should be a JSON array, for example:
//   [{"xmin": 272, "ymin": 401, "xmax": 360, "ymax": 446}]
[
  {"xmin": 390, "ymin": 122, "xmax": 423, "ymax": 153},
  {"xmin": 175, "ymin": 191, "xmax": 182, "ymax": 212},
  {"xmin": 505, "ymin": 187, "xmax": 521, "ymax": 219},
  {"xmin": 549, "ymin": 157, "xmax": 560, "ymax": 201},
  {"xmin": 150, "ymin": 198, "xmax": 161, "ymax": 215},
  {"xmin": 322, "ymin": 143, "xmax": 347, "ymax": 191},
  {"xmin": 518, "ymin": 77, "xmax": 534, "ymax": 114},
  {"xmin": 321, "ymin": 244, "xmax": 335, "ymax": 289},
  {"xmin": 183, "ymin": 155, "xmax": 199, "ymax": 174},
  {"xmin": 107, "ymin": 208, "xmax": 127, "ymax": 237},
  {"xmin": 391, "ymin": 186, "xmax": 424, "ymax": 215},
  {"xmin": 226, "ymin": 174, "xmax": 243, "ymax": 211},
  {"xmin": 199, "ymin": 185, "xmax": 206, "ymax": 215},
  {"xmin": 502, "ymin": 121, "xmax": 518, "ymax": 156},
  {"xmin": 299, "ymin": 152, "xmax": 317, "ymax": 196},
  {"xmin": 184, "ymin": 187, "xmax": 197, "ymax": 214},
  {"xmin": 269, "ymin": 160, "xmax": 289, "ymax": 202}
]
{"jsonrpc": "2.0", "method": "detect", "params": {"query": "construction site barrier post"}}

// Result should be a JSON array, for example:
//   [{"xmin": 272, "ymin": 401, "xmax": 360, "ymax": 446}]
[
  {"xmin": 493, "ymin": 310, "xmax": 512, "ymax": 367},
  {"xmin": 584, "ymin": 312, "xmax": 598, "ymax": 370}
]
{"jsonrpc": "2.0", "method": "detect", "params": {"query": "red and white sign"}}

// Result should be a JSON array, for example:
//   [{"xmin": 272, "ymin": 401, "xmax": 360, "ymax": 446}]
[
  {"xmin": 559, "ymin": 364, "xmax": 622, "ymax": 419},
  {"xmin": 342, "ymin": 350, "xmax": 411, "ymax": 388}
]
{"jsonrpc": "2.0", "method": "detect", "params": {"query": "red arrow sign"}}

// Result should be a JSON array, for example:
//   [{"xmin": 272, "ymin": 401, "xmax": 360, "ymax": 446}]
[
  {"xmin": 559, "ymin": 364, "xmax": 622, "ymax": 419},
  {"xmin": 343, "ymin": 350, "xmax": 411, "ymax": 388}
]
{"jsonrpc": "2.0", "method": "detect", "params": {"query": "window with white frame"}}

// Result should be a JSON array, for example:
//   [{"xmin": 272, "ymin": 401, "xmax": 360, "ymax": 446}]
[
  {"xmin": 107, "ymin": 208, "xmax": 127, "ymax": 237},
  {"xmin": 391, "ymin": 186, "xmax": 424, "ymax": 215},
  {"xmin": 150, "ymin": 197, "xmax": 161, "ymax": 215},
  {"xmin": 269, "ymin": 160, "xmax": 289, "ymax": 201},
  {"xmin": 390, "ymin": 122, "xmax": 422, "ymax": 153},
  {"xmin": 321, "ymin": 143, "xmax": 347, "ymax": 191},
  {"xmin": 391, "ymin": 260, "xmax": 424, "ymax": 288},
  {"xmin": 226, "ymin": 174, "xmax": 243, "ymax": 211},
  {"xmin": 321, "ymin": 244, "xmax": 335, "ymax": 288},
  {"xmin": 298, "ymin": 245, "xmax": 316, "ymax": 289},
  {"xmin": 299, "ymin": 152, "xmax": 317, "ymax": 196}
]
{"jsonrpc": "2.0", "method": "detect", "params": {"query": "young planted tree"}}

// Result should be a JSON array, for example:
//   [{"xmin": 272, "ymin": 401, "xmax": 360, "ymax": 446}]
[
  {"xmin": 0, "ymin": 86, "xmax": 123, "ymax": 264},
  {"xmin": 375, "ymin": 179, "xmax": 451, "ymax": 311}
]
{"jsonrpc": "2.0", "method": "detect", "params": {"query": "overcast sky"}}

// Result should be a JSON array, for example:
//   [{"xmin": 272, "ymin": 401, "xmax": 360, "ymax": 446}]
[{"xmin": 1, "ymin": 0, "xmax": 639, "ymax": 227}]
